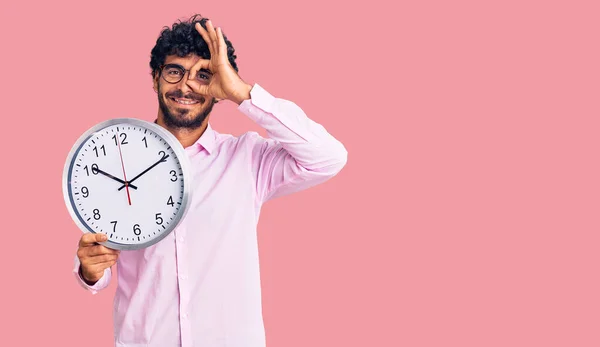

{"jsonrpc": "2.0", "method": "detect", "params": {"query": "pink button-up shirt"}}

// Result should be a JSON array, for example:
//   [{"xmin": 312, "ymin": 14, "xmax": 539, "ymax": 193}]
[{"xmin": 72, "ymin": 84, "xmax": 347, "ymax": 347}]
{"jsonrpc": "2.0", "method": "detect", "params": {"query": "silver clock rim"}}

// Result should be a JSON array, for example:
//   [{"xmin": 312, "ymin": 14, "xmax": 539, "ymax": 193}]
[{"xmin": 62, "ymin": 117, "xmax": 192, "ymax": 251}]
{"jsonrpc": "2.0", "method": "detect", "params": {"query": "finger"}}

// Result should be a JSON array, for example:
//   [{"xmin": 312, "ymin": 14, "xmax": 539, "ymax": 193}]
[
  {"xmin": 205, "ymin": 20, "xmax": 219, "ymax": 55},
  {"xmin": 79, "ymin": 232, "xmax": 108, "ymax": 247},
  {"xmin": 79, "ymin": 244, "xmax": 120, "ymax": 258},
  {"xmin": 189, "ymin": 58, "xmax": 210, "ymax": 80},
  {"xmin": 185, "ymin": 79, "xmax": 202, "ymax": 93},
  {"xmin": 87, "ymin": 260, "xmax": 117, "ymax": 274},
  {"xmin": 86, "ymin": 245, "xmax": 121, "ymax": 257},
  {"xmin": 187, "ymin": 82, "xmax": 209, "ymax": 96},
  {"xmin": 82, "ymin": 253, "xmax": 119, "ymax": 266},
  {"xmin": 216, "ymin": 27, "xmax": 228, "ymax": 61},
  {"xmin": 195, "ymin": 22, "xmax": 215, "ymax": 55}
]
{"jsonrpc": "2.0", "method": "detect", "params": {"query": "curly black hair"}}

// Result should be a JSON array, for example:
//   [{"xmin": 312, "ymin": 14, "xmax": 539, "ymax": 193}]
[{"xmin": 149, "ymin": 14, "xmax": 238, "ymax": 79}]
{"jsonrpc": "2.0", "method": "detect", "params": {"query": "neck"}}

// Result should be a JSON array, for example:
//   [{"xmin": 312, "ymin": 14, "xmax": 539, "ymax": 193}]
[{"xmin": 156, "ymin": 115, "xmax": 208, "ymax": 148}]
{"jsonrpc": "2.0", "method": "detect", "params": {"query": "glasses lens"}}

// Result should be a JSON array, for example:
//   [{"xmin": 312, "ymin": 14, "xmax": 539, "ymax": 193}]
[{"xmin": 162, "ymin": 65, "xmax": 184, "ymax": 83}]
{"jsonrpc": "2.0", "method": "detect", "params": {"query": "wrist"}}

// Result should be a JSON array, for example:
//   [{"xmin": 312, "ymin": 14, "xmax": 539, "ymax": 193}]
[
  {"xmin": 231, "ymin": 83, "xmax": 252, "ymax": 105},
  {"xmin": 79, "ymin": 265, "xmax": 98, "ymax": 286}
]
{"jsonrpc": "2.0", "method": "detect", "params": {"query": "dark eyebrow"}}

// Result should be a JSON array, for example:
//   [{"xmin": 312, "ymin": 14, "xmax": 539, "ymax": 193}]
[
  {"xmin": 163, "ymin": 63, "xmax": 184, "ymax": 69},
  {"xmin": 163, "ymin": 63, "xmax": 212, "ymax": 75}
]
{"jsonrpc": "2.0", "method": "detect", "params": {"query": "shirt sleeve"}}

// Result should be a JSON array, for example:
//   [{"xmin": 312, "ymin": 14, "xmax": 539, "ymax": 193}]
[
  {"xmin": 238, "ymin": 83, "xmax": 348, "ymax": 203},
  {"xmin": 72, "ymin": 253, "xmax": 112, "ymax": 295}
]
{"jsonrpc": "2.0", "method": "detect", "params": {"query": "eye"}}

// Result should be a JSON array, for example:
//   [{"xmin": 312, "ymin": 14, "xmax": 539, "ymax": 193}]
[
  {"xmin": 196, "ymin": 73, "xmax": 209, "ymax": 80},
  {"xmin": 163, "ymin": 65, "xmax": 184, "ymax": 75}
]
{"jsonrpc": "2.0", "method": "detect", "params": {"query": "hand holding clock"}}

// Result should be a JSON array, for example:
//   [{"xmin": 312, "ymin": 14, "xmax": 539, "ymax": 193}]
[{"xmin": 77, "ymin": 233, "xmax": 120, "ymax": 285}]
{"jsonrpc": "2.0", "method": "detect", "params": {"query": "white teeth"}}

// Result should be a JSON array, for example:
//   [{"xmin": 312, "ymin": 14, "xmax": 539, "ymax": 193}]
[{"xmin": 174, "ymin": 98, "xmax": 198, "ymax": 105}]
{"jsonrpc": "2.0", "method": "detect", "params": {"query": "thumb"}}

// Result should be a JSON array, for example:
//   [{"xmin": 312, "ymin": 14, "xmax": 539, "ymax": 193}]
[
  {"xmin": 80, "ymin": 232, "xmax": 108, "ymax": 247},
  {"xmin": 186, "ymin": 79, "xmax": 210, "ymax": 96}
]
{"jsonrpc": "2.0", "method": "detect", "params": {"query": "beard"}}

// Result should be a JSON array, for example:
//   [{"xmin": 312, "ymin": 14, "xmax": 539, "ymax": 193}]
[{"xmin": 157, "ymin": 87, "xmax": 215, "ymax": 130}]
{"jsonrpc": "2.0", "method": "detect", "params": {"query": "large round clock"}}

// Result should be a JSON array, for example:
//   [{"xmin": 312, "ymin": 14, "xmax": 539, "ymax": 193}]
[{"xmin": 62, "ymin": 118, "xmax": 192, "ymax": 250}]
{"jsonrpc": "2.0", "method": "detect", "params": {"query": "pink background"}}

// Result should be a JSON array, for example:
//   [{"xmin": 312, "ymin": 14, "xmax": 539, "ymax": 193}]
[{"xmin": 1, "ymin": 0, "xmax": 599, "ymax": 346}]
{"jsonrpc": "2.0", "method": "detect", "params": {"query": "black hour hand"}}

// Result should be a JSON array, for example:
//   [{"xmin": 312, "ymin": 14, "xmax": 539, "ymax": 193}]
[{"xmin": 94, "ymin": 166, "xmax": 138, "ymax": 190}]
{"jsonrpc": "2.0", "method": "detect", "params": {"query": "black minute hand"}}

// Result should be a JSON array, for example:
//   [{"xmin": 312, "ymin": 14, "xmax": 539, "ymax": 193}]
[
  {"xmin": 117, "ymin": 154, "xmax": 170, "ymax": 191},
  {"xmin": 95, "ymin": 167, "xmax": 138, "ymax": 190}
]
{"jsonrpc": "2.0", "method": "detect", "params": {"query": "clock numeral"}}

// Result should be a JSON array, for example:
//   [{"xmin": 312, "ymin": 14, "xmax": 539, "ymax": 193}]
[
  {"xmin": 167, "ymin": 196, "xmax": 174, "ymax": 206},
  {"xmin": 170, "ymin": 170, "xmax": 177, "ymax": 182},
  {"xmin": 110, "ymin": 221, "xmax": 118, "ymax": 232},
  {"xmin": 84, "ymin": 163, "xmax": 99, "ymax": 176},
  {"xmin": 133, "ymin": 224, "xmax": 141, "ymax": 236},
  {"xmin": 93, "ymin": 145, "xmax": 106, "ymax": 157},
  {"xmin": 159, "ymin": 151, "xmax": 169, "ymax": 162},
  {"xmin": 112, "ymin": 133, "xmax": 128, "ymax": 146},
  {"xmin": 93, "ymin": 209, "xmax": 101, "ymax": 220},
  {"xmin": 142, "ymin": 136, "xmax": 148, "ymax": 148},
  {"xmin": 155, "ymin": 213, "xmax": 163, "ymax": 225},
  {"xmin": 81, "ymin": 186, "xmax": 89, "ymax": 198}
]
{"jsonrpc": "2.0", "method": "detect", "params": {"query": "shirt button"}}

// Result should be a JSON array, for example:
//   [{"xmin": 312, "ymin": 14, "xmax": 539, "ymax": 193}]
[
  {"xmin": 179, "ymin": 236, "xmax": 185, "ymax": 242},
  {"xmin": 182, "ymin": 313, "xmax": 187, "ymax": 320}
]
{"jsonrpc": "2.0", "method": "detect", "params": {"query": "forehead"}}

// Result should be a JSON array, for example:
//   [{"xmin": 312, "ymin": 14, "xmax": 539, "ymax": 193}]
[{"xmin": 163, "ymin": 54, "xmax": 202, "ymax": 68}]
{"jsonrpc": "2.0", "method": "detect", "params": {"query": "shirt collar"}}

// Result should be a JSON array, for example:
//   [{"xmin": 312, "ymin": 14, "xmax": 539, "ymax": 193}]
[{"xmin": 192, "ymin": 122, "xmax": 216, "ymax": 154}]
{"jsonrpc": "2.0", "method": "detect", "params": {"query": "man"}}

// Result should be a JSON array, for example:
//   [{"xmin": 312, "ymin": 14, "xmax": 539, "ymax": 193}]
[{"xmin": 73, "ymin": 14, "xmax": 347, "ymax": 347}]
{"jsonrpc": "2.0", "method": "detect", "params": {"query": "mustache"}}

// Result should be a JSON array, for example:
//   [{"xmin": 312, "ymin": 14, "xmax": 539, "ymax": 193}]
[{"xmin": 165, "ymin": 90, "xmax": 205, "ymax": 103}]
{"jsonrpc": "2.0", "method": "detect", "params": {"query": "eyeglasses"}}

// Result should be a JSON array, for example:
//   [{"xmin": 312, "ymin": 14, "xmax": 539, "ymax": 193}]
[{"xmin": 159, "ymin": 63, "xmax": 212, "ymax": 84}]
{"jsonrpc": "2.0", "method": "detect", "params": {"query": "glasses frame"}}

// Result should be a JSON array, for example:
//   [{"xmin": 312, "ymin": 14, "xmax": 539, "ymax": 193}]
[{"xmin": 159, "ymin": 63, "xmax": 211, "ymax": 84}]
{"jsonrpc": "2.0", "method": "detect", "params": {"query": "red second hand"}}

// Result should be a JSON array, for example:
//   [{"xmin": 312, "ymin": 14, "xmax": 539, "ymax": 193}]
[{"xmin": 116, "ymin": 137, "xmax": 132, "ymax": 205}]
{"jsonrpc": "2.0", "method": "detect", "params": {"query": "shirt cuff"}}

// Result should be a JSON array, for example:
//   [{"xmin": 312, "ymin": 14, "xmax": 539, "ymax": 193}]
[
  {"xmin": 73, "ymin": 255, "xmax": 109, "ymax": 295},
  {"xmin": 239, "ymin": 83, "xmax": 276, "ymax": 113},
  {"xmin": 237, "ymin": 83, "xmax": 312, "ymax": 142}
]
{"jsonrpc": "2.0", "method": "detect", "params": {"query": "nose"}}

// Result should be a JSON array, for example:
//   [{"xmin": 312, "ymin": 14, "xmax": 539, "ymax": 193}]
[{"xmin": 177, "ymin": 72, "xmax": 193, "ymax": 94}]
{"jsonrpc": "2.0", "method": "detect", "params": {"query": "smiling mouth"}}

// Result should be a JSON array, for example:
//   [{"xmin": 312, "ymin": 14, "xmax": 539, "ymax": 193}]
[{"xmin": 171, "ymin": 97, "xmax": 200, "ymax": 106}]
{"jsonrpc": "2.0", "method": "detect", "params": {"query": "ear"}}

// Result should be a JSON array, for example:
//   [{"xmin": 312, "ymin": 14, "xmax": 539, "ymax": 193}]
[{"xmin": 152, "ymin": 72, "xmax": 159, "ymax": 93}]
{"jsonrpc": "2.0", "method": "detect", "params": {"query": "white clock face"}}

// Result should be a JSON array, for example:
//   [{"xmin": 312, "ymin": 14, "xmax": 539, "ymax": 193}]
[{"xmin": 63, "ymin": 119, "xmax": 191, "ymax": 250}]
